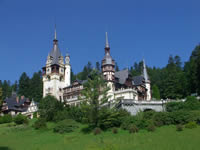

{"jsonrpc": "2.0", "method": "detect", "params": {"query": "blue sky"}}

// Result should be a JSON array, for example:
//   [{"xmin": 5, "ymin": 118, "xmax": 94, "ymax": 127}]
[{"xmin": 0, "ymin": 0, "xmax": 200, "ymax": 83}]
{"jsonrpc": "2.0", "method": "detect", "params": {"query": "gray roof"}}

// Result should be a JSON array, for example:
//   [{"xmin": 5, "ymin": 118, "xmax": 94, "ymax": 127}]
[
  {"xmin": 102, "ymin": 32, "xmax": 115, "ymax": 66},
  {"xmin": 49, "ymin": 39, "xmax": 62, "ymax": 65},
  {"xmin": 133, "ymin": 75, "xmax": 144, "ymax": 86},
  {"xmin": 3, "ymin": 96, "xmax": 30, "ymax": 112},
  {"xmin": 76, "ymin": 79, "xmax": 87, "ymax": 85},
  {"xmin": 115, "ymin": 69, "xmax": 130, "ymax": 84},
  {"xmin": 115, "ymin": 70, "xmax": 146, "ymax": 86},
  {"xmin": 102, "ymin": 52, "xmax": 115, "ymax": 65}
]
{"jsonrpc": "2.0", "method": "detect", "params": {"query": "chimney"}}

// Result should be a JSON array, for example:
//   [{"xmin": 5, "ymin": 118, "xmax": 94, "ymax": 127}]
[{"xmin": 16, "ymin": 97, "xmax": 19, "ymax": 103}]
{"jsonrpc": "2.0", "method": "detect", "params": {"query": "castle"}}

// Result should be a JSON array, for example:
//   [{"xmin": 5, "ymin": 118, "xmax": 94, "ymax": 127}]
[{"xmin": 42, "ymin": 29, "xmax": 151, "ymax": 105}]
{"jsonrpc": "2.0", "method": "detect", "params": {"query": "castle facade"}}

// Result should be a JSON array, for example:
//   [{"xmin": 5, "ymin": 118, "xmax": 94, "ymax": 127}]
[{"xmin": 42, "ymin": 30, "xmax": 151, "ymax": 105}]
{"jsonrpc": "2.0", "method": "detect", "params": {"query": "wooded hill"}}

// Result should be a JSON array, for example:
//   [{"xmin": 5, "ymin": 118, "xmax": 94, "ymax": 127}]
[{"xmin": 1, "ymin": 44, "xmax": 200, "ymax": 103}]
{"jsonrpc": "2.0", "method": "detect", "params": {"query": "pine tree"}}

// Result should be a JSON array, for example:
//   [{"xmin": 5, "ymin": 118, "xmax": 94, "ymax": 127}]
[
  {"xmin": 95, "ymin": 61, "xmax": 100, "ymax": 72},
  {"xmin": 0, "ymin": 88, "xmax": 3, "ymax": 109},
  {"xmin": 130, "ymin": 61, "xmax": 143, "ymax": 76},
  {"xmin": 87, "ymin": 61, "xmax": 92, "ymax": 73},
  {"xmin": 71, "ymin": 69, "xmax": 76, "ymax": 83},
  {"xmin": 184, "ymin": 45, "xmax": 200, "ymax": 95},
  {"xmin": 162, "ymin": 55, "xmax": 186, "ymax": 99},
  {"xmin": 81, "ymin": 70, "xmax": 110, "ymax": 127},
  {"xmin": 152, "ymin": 85, "xmax": 160, "ymax": 100},
  {"xmin": 2, "ymin": 80, "xmax": 12, "ymax": 100},
  {"xmin": 12, "ymin": 80, "xmax": 18, "ymax": 92},
  {"xmin": 18, "ymin": 72, "xmax": 30, "ymax": 98},
  {"xmin": 29, "ymin": 71, "xmax": 43, "ymax": 102},
  {"xmin": 115, "ymin": 62, "xmax": 119, "ymax": 71}
]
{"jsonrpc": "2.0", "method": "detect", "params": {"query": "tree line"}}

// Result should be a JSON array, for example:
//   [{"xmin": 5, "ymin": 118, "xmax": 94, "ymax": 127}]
[
  {"xmin": 0, "ymin": 71, "xmax": 43, "ymax": 103},
  {"xmin": 145, "ymin": 44, "xmax": 200, "ymax": 100},
  {"xmin": 1, "ymin": 44, "xmax": 200, "ymax": 102}
]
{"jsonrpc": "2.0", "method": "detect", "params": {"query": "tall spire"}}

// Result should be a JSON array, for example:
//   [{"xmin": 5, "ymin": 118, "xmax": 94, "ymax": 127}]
[
  {"xmin": 105, "ymin": 32, "xmax": 109, "ymax": 48},
  {"xmin": 143, "ymin": 59, "xmax": 149, "ymax": 82},
  {"xmin": 54, "ymin": 24, "xmax": 57, "ymax": 40}
]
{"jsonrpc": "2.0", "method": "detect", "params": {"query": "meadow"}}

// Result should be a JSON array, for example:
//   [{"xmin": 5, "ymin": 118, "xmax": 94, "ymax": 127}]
[{"xmin": 0, "ymin": 120, "xmax": 199, "ymax": 150}]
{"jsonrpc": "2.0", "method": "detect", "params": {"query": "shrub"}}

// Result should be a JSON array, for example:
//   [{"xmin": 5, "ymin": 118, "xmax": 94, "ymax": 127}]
[
  {"xmin": 194, "ymin": 112, "xmax": 200, "ymax": 125},
  {"xmin": 129, "ymin": 124, "xmax": 139, "ymax": 134},
  {"xmin": 121, "ymin": 114, "xmax": 148, "ymax": 130},
  {"xmin": 166, "ymin": 102, "xmax": 185, "ymax": 112},
  {"xmin": 0, "ymin": 114, "xmax": 12, "ymax": 124},
  {"xmin": 93, "ymin": 127, "xmax": 101, "ymax": 135},
  {"xmin": 169, "ymin": 111, "xmax": 193, "ymax": 125},
  {"xmin": 53, "ymin": 119, "xmax": 79, "ymax": 134},
  {"xmin": 147, "ymin": 124, "xmax": 156, "ymax": 132},
  {"xmin": 112, "ymin": 127, "xmax": 118, "ymax": 134},
  {"xmin": 135, "ymin": 119, "xmax": 149, "ymax": 129},
  {"xmin": 153, "ymin": 113, "xmax": 165, "ymax": 126},
  {"xmin": 184, "ymin": 96, "xmax": 200, "ymax": 110},
  {"xmin": 81, "ymin": 125, "xmax": 94, "ymax": 134},
  {"xmin": 14, "ymin": 114, "xmax": 28, "ymax": 125},
  {"xmin": 53, "ymin": 110, "xmax": 68, "ymax": 122},
  {"xmin": 98, "ymin": 108, "xmax": 130, "ymax": 130},
  {"xmin": 121, "ymin": 116, "xmax": 136, "ymax": 130},
  {"xmin": 33, "ymin": 118, "xmax": 47, "ymax": 130},
  {"xmin": 143, "ymin": 110, "xmax": 156, "ymax": 120},
  {"xmin": 176, "ymin": 124, "xmax": 183, "ymax": 131},
  {"xmin": 33, "ymin": 112, "xmax": 37, "ymax": 118},
  {"xmin": 185, "ymin": 121, "xmax": 197, "ymax": 129},
  {"xmin": 166, "ymin": 96, "xmax": 200, "ymax": 112},
  {"xmin": 153, "ymin": 112, "xmax": 173, "ymax": 126}
]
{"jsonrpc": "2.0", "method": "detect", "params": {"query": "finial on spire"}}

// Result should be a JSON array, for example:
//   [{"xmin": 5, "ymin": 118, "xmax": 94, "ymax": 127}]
[
  {"xmin": 66, "ymin": 48, "xmax": 70, "ymax": 57},
  {"xmin": 54, "ymin": 24, "xmax": 57, "ymax": 40},
  {"xmin": 105, "ymin": 32, "xmax": 109, "ymax": 48}
]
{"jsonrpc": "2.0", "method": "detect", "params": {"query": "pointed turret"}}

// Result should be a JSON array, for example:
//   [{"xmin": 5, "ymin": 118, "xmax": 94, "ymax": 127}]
[
  {"xmin": 143, "ymin": 59, "xmax": 149, "ymax": 82},
  {"xmin": 142, "ymin": 59, "xmax": 151, "ymax": 100},
  {"xmin": 49, "ymin": 26, "xmax": 63, "ymax": 65},
  {"xmin": 101, "ymin": 32, "xmax": 115, "ymax": 82}
]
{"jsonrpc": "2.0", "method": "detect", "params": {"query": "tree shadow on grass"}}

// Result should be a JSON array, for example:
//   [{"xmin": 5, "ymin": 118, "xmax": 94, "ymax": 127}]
[{"xmin": 0, "ymin": 147, "xmax": 12, "ymax": 150}]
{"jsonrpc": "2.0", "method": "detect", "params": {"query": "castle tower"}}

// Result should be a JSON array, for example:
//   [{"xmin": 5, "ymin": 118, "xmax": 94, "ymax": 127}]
[
  {"xmin": 143, "ymin": 59, "xmax": 151, "ymax": 101},
  {"xmin": 42, "ymin": 27, "xmax": 71, "ymax": 101},
  {"xmin": 101, "ymin": 32, "xmax": 115, "ymax": 101}
]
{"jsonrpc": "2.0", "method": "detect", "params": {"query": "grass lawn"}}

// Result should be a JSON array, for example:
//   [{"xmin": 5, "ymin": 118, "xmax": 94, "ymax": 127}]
[{"xmin": 0, "ymin": 121, "xmax": 199, "ymax": 150}]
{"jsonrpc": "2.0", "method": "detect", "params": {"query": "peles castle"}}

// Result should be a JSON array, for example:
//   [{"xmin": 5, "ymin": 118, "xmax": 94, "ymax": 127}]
[{"xmin": 42, "ymin": 29, "xmax": 151, "ymax": 106}]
